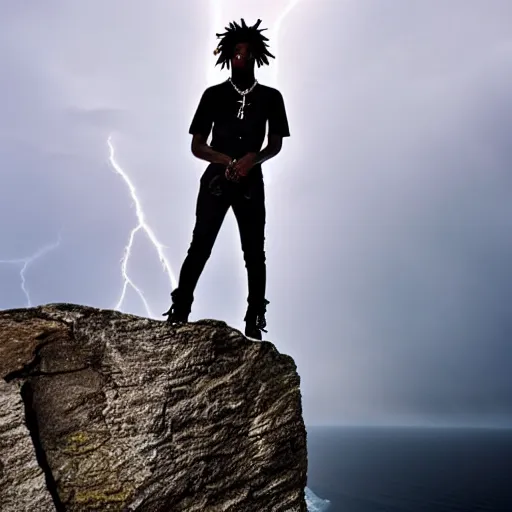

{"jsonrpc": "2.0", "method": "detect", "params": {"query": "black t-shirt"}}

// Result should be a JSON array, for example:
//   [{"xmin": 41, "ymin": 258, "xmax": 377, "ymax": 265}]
[{"xmin": 189, "ymin": 80, "xmax": 290, "ymax": 163}]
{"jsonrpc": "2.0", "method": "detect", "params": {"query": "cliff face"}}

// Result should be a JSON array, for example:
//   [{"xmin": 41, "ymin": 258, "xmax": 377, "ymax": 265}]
[{"xmin": 0, "ymin": 304, "xmax": 307, "ymax": 512}]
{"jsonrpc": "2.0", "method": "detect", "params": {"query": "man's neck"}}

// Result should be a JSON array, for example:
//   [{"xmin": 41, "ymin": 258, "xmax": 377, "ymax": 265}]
[{"xmin": 230, "ymin": 69, "xmax": 256, "ymax": 90}]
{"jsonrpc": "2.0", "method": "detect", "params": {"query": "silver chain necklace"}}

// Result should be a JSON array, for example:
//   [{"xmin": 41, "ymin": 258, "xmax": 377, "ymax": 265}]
[{"xmin": 228, "ymin": 78, "xmax": 258, "ymax": 119}]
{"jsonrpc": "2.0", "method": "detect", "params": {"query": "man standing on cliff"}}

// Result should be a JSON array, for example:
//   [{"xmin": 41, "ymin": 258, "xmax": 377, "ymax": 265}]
[{"xmin": 163, "ymin": 19, "xmax": 290, "ymax": 340}]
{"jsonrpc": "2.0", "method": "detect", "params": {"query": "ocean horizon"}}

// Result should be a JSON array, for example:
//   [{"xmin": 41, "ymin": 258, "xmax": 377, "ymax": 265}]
[{"xmin": 305, "ymin": 425, "xmax": 512, "ymax": 512}]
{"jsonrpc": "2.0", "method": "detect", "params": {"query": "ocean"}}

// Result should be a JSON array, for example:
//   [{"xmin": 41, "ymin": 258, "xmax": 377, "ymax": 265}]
[{"xmin": 305, "ymin": 426, "xmax": 512, "ymax": 512}]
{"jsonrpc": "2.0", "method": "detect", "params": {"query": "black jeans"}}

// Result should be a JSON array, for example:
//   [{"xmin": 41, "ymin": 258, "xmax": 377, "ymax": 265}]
[{"xmin": 174, "ymin": 163, "xmax": 266, "ymax": 313}]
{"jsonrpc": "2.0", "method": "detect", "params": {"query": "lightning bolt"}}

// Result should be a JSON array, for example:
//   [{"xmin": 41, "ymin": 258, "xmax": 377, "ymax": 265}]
[
  {"xmin": 107, "ymin": 135, "xmax": 178, "ymax": 318},
  {"xmin": 0, "ymin": 234, "xmax": 62, "ymax": 307}
]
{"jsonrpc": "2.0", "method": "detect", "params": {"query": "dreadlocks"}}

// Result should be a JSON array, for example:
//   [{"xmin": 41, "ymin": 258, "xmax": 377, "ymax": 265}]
[{"xmin": 213, "ymin": 18, "xmax": 275, "ymax": 70}]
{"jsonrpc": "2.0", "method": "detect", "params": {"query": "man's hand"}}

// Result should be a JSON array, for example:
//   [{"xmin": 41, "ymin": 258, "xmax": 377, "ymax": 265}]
[
  {"xmin": 225, "ymin": 159, "xmax": 239, "ymax": 182},
  {"xmin": 220, "ymin": 154, "xmax": 233, "ymax": 167},
  {"xmin": 233, "ymin": 152, "xmax": 257, "ymax": 178}
]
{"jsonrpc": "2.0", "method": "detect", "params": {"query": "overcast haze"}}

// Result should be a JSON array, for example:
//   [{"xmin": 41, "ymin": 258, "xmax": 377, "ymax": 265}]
[{"xmin": 1, "ymin": 0, "xmax": 511, "ymax": 427}]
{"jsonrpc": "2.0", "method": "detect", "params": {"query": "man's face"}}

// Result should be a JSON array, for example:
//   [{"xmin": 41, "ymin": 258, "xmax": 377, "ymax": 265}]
[{"xmin": 231, "ymin": 42, "xmax": 252, "ymax": 69}]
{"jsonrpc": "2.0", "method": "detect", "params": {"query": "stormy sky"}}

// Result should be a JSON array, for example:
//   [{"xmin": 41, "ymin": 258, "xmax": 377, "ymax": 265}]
[{"xmin": 1, "ymin": 0, "xmax": 511, "ymax": 427}]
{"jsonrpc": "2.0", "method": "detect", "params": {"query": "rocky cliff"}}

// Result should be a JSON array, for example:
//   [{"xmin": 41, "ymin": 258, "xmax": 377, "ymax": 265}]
[{"xmin": 0, "ymin": 303, "xmax": 307, "ymax": 512}]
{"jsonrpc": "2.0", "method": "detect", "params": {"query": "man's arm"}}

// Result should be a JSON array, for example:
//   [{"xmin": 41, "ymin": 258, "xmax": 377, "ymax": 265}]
[
  {"xmin": 188, "ymin": 87, "xmax": 232, "ymax": 167},
  {"xmin": 191, "ymin": 134, "xmax": 232, "ymax": 166},
  {"xmin": 253, "ymin": 134, "xmax": 283, "ymax": 165},
  {"xmin": 250, "ymin": 89, "xmax": 289, "ymax": 166}
]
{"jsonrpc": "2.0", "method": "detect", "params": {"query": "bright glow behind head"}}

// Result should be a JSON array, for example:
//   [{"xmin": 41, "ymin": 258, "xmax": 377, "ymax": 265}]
[{"xmin": 207, "ymin": 0, "xmax": 304, "ymax": 87}]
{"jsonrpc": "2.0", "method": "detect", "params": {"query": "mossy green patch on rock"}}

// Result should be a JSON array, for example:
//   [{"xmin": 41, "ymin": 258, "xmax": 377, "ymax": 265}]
[
  {"xmin": 62, "ymin": 430, "xmax": 108, "ymax": 455},
  {"xmin": 73, "ymin": 485, "xmax": 133, "ymax": 508},
  {"xmin": 68, "ymin": 431, "xmax": 90, "ymax": 444}
]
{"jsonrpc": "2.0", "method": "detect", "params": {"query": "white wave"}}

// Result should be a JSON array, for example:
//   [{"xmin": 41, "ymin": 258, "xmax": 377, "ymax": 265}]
[{"xmin": 305, "ymin": 486, "xmax": 331, "ymax": 511}]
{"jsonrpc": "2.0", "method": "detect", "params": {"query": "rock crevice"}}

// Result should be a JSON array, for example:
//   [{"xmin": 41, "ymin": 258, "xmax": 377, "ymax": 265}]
[{"xmin": 21, "ymin": 380, "xmax": 65, "ymax": 512}]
